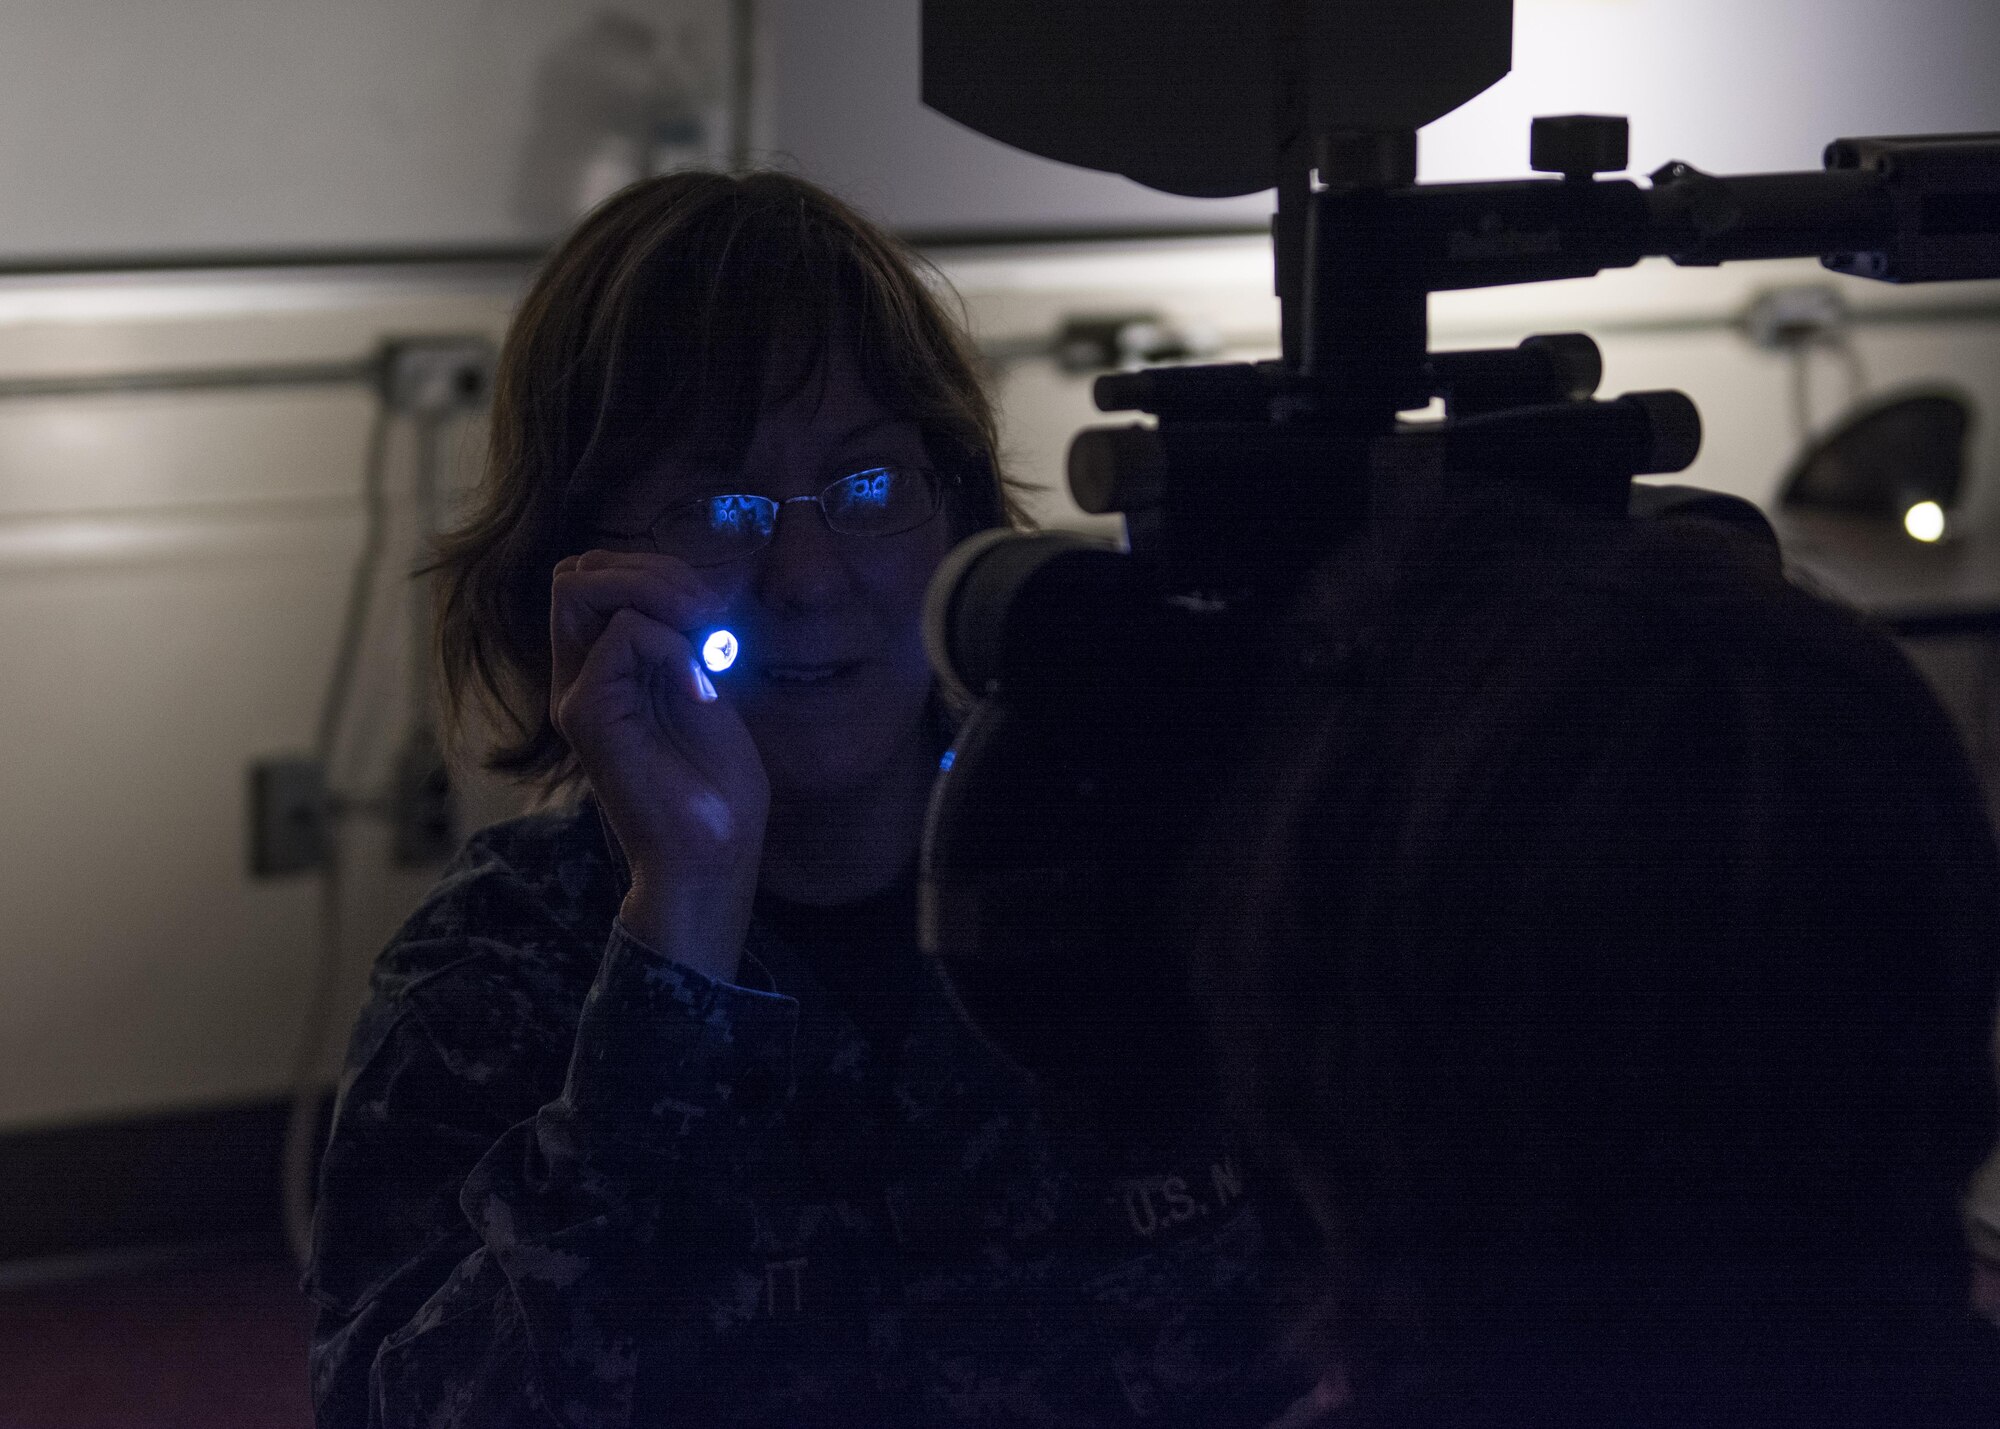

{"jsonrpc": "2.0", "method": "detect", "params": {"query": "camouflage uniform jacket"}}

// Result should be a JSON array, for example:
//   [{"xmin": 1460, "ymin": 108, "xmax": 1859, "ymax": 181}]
[{"xmin": 303, "ymin": 797, "xmax": 1315, "ymax": 1428}]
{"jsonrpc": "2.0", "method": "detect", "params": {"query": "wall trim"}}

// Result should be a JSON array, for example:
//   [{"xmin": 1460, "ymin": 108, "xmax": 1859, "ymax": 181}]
[{"xmin": 0, "ymin": 1094, "xmax": 334, "ymax": 1268}]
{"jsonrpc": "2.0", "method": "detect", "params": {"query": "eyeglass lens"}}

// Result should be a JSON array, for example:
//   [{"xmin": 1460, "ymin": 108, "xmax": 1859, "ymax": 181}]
[{"xmin": 651, "ymin": 466, "xmax": 937, "ymax": 563}]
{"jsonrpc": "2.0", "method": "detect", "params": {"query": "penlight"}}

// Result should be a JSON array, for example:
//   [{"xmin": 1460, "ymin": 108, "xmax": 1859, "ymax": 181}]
[{"xmin": 700, "ymin": 629, "xmax": 740, "ymax": 673}]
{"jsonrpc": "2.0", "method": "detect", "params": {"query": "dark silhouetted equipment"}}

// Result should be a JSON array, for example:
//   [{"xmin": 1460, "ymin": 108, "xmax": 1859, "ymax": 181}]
[
  {"xmin": 917, "ymin": 0, "xmax": 2000, "ymax": 1096},
  {"xmin": 1779, "ymin": 387, "xmax": 1975, "ymax": 520}
]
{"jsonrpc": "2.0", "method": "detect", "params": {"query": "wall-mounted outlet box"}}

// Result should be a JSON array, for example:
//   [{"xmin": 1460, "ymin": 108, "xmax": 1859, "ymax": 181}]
[
  {"xmin": 248, "ymin": 757, "xmax": 329, "ymax": 877},
  {"xmin": 381, "ymin": 337, "xmax": 496, "ymax": 416}
]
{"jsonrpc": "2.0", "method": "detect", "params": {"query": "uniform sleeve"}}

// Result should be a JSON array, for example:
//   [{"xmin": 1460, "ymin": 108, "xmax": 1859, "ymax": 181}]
[{"xmin": 306, "ymin": 921, "xmax": 799, "ymax": 1429}]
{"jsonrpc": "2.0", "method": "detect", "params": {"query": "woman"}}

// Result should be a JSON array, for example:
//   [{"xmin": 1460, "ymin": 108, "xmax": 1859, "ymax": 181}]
[
  {"xmin": 303, "ymin": 170, "xmax": 1327, "ymax": 1428},
  {"xmin": 1191, "ymin": 487, "xmax": 2000, "ymax": 1424}
]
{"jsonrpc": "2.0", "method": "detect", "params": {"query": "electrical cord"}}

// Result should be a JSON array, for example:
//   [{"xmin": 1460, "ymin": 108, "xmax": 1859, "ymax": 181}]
[
  {"xmin": 1785, "ymin": 331, "xmax": 1871, "ymax": 447},
  {"xmin": 282, "ymin": 392, "xmax": 394, "ymax": 1272}
]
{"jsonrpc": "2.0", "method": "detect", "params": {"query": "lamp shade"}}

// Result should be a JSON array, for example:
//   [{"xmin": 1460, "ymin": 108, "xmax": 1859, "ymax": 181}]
[{"xmin": 1778, "ymin": 388, "xmax": 1975, "ymax": 520}]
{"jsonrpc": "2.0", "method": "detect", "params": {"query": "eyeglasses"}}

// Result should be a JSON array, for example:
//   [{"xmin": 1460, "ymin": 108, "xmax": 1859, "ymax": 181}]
[{"xmin": 600, "ymin": 465, "xmax": 949, "ymax": 567}]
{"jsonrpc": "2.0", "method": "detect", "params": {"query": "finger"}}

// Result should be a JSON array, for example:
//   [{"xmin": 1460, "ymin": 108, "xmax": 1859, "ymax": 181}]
[
  {"xmin": 552, "ymin": 608, "xmax": 700, "ymax": 764},
  {"xmin": 557, "ymin": 561, "xmax": 725, "ymax": 629},
  {"xmin": 559, "ymin": 550, "xmax": 724, "ymax": 660},
  {"xmin": 552, "ymin": 564, "xmax": 724, "ymax": 708},
  {"xmin": 549, "ymin": 566, "xmax": 727, "ymax": 718},
  {"xmin": 560, "ymin": 607, "xmax": 748, "ymax": 789},
  {"xmin": 573, "ymin": 548, "xmax": 709, "ymax": 581},
  {"xmin": 552, "ymin": 549, "xmax": 712, "ymax": 601},
  {"xmin": 555, "ymin": 606, "xmax": 707, "ymax": 744}
]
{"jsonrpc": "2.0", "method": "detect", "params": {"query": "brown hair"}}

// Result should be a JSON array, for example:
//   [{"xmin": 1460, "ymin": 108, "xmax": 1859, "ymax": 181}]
[{"xmin": 421, "ymin": 168, "xmax": 1026, "ymax": 802}]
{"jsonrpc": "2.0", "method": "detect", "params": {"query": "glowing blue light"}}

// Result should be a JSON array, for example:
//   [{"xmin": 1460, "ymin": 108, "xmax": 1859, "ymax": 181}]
[
  {"xmin": 700, "ymin": 629, "xmax": 739, "ymax": 673},
  {"xmin": 709, "ymin": 494, "xmax": 773, "ymax": 536},
  {"xmin": 938, "ymin": 749, "xmax": 956, "ymax": 772},
  {"xmin": 834, "ymin": 467, "xmax": 895, "ymax": 513}
]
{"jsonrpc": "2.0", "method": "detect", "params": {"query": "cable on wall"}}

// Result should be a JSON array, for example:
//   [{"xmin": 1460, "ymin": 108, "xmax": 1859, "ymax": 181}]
[{"xmin": 278, "ymin": 339, "xmax": 496, "ymax": 1272}]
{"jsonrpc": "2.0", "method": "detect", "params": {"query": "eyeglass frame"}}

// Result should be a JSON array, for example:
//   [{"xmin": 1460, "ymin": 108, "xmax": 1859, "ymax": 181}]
[{"xmin": 591, "ymin": 464, "xmax": 956, "ymax": 567}]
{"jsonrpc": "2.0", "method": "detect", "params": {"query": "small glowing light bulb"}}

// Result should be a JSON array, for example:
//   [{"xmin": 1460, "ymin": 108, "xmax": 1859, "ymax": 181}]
[
  {"xmin": 1904, "ymin": 501, "xmax": 1947, "ymax": 543},
  {"xmin": 700, "ymin": 629, "xmax": 739, "ymax": 673}
]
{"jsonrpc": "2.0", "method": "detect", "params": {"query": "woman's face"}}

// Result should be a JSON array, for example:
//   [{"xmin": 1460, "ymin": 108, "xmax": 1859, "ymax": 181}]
[{"xmin": 595, "ymin": 350, "xmax": 955, "ymax": 801}]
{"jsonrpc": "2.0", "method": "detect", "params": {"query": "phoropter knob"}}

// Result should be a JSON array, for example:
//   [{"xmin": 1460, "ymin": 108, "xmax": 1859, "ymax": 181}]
[{"xmin": 1530, "ymin": 115, "xmax": 1631, "ymax": 182}]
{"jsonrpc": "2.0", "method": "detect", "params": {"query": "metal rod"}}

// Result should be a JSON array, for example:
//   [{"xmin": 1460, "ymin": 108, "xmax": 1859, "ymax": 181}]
[
  {"xmin": 408, "ymin": 413, "xmax": 444, "ymax": 734},
  {"xmin": 1634, "ymin": 297, "xmax": 2000, "ymax": 337},
  {"xmin": 0, "ymin": 359, "xmax": 378, "ymax": 401},
  {"xmin": 0, "ymin": 246, "xmax": 542, "ymax": 279}
]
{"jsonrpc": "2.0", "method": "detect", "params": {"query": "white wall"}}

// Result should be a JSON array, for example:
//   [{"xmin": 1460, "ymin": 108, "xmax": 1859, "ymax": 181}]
[
  {"xmin": 0, "ymin": 265, "xmax": 531, "ymax": 1130},
  {"xmin": 0, "ymin": 0, "xmax": 1992, "ymax": 258},
  {"xmin": 1425, "ymin": 0, "xmax": 2000, "ymax": 183},
  {"xmin": 764, "ymin": 0, "xmax": 2000, "ymax": 235},
  {"xmin": 0, "ymin": 0, "xmax": 730, "ymax": 260}
]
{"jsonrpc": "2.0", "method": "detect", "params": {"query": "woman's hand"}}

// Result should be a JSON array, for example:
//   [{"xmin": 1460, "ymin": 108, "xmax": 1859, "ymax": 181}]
[{"xmin": 549, "ymin": 550, "xmax": 769, "ymax": 981}]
